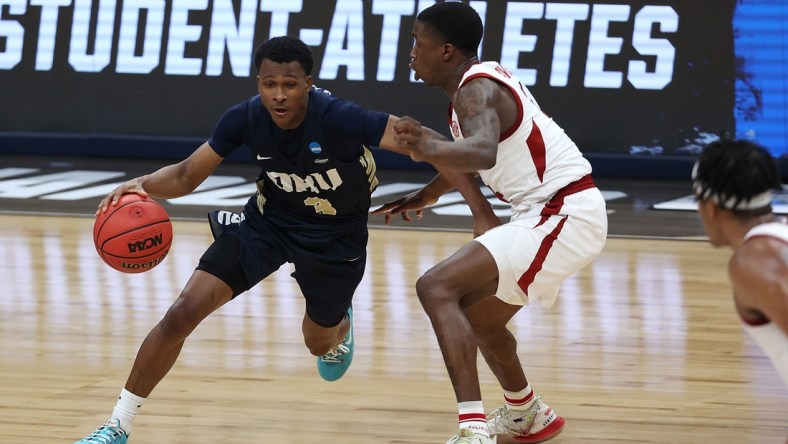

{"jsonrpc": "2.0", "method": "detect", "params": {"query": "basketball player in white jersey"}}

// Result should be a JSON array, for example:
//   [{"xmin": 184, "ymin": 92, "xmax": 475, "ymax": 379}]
[
  {"xmin": 693, "ymin": 139, "xmax": 788, "ymax": 387},
  {"xmin": 373, "ymin": 3, "xmax": 608, "ymax": 443}
]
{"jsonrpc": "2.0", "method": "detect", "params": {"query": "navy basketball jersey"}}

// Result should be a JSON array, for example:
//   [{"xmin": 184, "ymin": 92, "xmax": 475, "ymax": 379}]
[{"xmin": 208, "ymin": 87, "xmax": 388, "ymax": 227}]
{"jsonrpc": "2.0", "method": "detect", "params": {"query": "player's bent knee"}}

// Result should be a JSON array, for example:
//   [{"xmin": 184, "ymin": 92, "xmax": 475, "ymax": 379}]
[
  {"xmin": 159, "ymin": 297, "xmax": 204, "ymax": 339},
  {"xmin": 415, "ymin": 273, "xmax": 453, "ymax": 309},
  {"xmin": 415, "ymin": 274, "xmax": 435, "ymax": 302}
]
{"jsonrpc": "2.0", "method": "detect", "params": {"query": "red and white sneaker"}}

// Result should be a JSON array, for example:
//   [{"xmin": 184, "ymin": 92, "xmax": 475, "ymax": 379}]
[{"xmin": 486, "ymin": 396, "xmax": 565, "ymax": 443}]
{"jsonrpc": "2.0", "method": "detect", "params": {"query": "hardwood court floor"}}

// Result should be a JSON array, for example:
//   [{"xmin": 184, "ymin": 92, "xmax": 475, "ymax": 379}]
[{"xmin": 0, "ymin": 214, "xmax": 786, "ymax": 443}]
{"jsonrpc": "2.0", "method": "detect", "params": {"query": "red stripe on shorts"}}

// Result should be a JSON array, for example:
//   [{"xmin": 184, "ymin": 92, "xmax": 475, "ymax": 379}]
[
  {"xmin": 518, "ymin": 174, "xmax": 595, "ymax": 295},
  {"xmin": 518, "ymin": 216, "xmax": 568, "ymax": 296}
]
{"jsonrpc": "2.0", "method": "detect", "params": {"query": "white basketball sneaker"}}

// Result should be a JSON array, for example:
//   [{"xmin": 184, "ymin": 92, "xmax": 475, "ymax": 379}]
[{"xmin": 487, "ymin": 396, "xmax": 565, "ymax": 443}]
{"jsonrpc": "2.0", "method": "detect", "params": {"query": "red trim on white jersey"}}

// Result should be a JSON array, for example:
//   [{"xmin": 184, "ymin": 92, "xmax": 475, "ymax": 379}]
[
  {"xmin": 527, "ymin": 120, "xmax": 546, "ymax": 182},
  {"xmin": 745, "ymin": 234, "xmax": 788, "ymax": 245},
  {"xmin": 741, "ymin": 315, "xmax": 770, "ymax": 327},
  {"xmin": 448, "ymin": 62, "xmax": 592, "ymax": 212},
  {"xmin": 535, "ymin": 174, "xmax": 595, "ymax": 227},
  {"xmin": 457, "ymin": 72, "xmax": 525, "ymax": 142}
]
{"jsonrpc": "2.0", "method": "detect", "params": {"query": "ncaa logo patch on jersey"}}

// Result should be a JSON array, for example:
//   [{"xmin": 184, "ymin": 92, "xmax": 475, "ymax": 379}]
[{"xmin": 309, "ymin": 141, "xmax": 322, "ymax": 154}]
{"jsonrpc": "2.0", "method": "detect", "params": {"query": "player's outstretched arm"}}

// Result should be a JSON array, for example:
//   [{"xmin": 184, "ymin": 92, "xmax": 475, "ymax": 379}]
[
  {"xmin": 371, "ymin": 168, "xmax": 499, "ymax": 236},
  {"xmin": 417, "ymin": 122, "xmax": 501, "ymax": 235},
  {"xmin": 435, "ymin": 166, "xmax": 500, "ymax": 237},
  {"xmin": 97, "ymin": 142, "xmax": 223, "ymax": 214},
  {"xmin": 376, "ymin": 115, "xmax": 500, "ymax": 234},
  {"xmin": 371, "ymin": 173, "xmax": 449, "ymax": 224}
]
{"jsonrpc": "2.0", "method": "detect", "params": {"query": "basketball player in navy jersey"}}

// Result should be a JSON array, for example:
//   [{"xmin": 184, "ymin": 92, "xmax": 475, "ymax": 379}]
[
  {"xmin": 692, "ymin": 139, "xmax": 788, "ymax": 386},
  {"xmin": 73, "ymin": 36, "xmax": 486, "ymax": 444},
  {"xmin": 373, "ymin": 3, "xmax": 607, "ymax": 443}
]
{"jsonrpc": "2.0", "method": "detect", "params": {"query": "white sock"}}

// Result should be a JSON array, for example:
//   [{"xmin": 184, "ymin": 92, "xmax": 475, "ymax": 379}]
[
  {"xmin": 111, "ymin": 388, "xmax": 146, "ymax": 434},
  {"xmin": 504, "ymin": 384, "xmax": 535, "ymax": 411},
  {"xmin": 458, "ymin": 400, "xmax": 489, "ymax": 436}
]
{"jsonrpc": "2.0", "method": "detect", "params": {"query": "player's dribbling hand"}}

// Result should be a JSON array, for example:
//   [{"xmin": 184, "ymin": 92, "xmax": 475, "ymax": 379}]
[{"xmin": 96, "ymin": 178, "xmax": 149, "ymax": 215}]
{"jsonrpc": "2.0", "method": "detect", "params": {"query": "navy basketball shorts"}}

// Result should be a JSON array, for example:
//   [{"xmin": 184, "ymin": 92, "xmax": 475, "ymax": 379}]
[{"xmin": 197, "ymin": 211, "xmax": 365, "ymax": 328}]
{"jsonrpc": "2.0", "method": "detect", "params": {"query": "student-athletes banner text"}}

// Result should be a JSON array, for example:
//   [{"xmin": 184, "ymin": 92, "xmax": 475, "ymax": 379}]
[{"xmin": 0, "ymin": 0, "xmax": 784, "ymax": 157}]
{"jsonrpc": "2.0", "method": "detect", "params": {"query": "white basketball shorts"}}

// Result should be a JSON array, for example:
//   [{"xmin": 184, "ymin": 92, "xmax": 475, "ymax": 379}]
[{"xmin": 474, "ymin": 179, "xmax": 608, "ymax": 308}]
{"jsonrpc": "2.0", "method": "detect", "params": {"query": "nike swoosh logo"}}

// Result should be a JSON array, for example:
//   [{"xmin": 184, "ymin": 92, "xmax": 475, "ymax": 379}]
[
  {"xmin": 256, "ymin": 155, "xmax": 273, "ymax": 160},
  {"xmin": 343, "ymin": 256, "xmax": 361, "ymax": 262}
]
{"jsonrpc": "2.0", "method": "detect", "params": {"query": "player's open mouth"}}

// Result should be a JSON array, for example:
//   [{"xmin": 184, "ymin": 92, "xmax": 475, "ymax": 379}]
[
  {"xmin": 274, "ymin": 107, "xmax": 287, "ymax": 116},
  {"xmin": 409, "ymin": 60, "xmax": 420, "ymax": 81}
]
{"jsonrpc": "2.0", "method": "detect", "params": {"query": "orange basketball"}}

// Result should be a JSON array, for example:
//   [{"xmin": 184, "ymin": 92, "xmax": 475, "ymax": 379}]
[{"xmin": 93, "ymin": 193, "xmax": 173, "ymax": 273}]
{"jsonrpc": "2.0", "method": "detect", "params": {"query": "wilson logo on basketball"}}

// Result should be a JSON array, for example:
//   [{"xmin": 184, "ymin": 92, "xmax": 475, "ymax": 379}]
[
  {"xmin": 127, "ymin": 234, "xmax": 164, "ymax": 253},
  {"xmin": 121, "ymin": 253, "xmax": 168, "ymax": 270}
]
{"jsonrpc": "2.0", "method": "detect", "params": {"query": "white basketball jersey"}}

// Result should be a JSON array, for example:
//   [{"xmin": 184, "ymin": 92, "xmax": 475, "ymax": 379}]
[
  {"xmin": 741, "ymin": 221, "xmax": 788, "ymax": 386},
  {"xmin": 448, "ymin": 62, "xmax": 592, "ymax": 214}
]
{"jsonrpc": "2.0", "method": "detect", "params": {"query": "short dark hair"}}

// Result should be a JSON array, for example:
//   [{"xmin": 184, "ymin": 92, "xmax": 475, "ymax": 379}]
[
  {"xmin": 417, "ymin": 2, "xmax": 483, "ymax": 57},
  {"xmin": 253, "ymin": 36, "xmax": 313, "ymax": 75},
  {"xmin": 693, "ymin": 139, "xmax": 782, "ymax": 214}
]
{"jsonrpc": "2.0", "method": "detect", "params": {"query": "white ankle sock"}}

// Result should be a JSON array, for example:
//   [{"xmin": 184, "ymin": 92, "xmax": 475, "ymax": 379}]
[
  {"xmin": 458, "ymin": 400, "xmax": 489, "ymax": 436},
  {"xmin": 111, "ymin": 388, "xmax": 146, "ymax": 434},
  {"xmin": 504, "ymin": 384, "xmax": 535, "ymax": 411}
]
